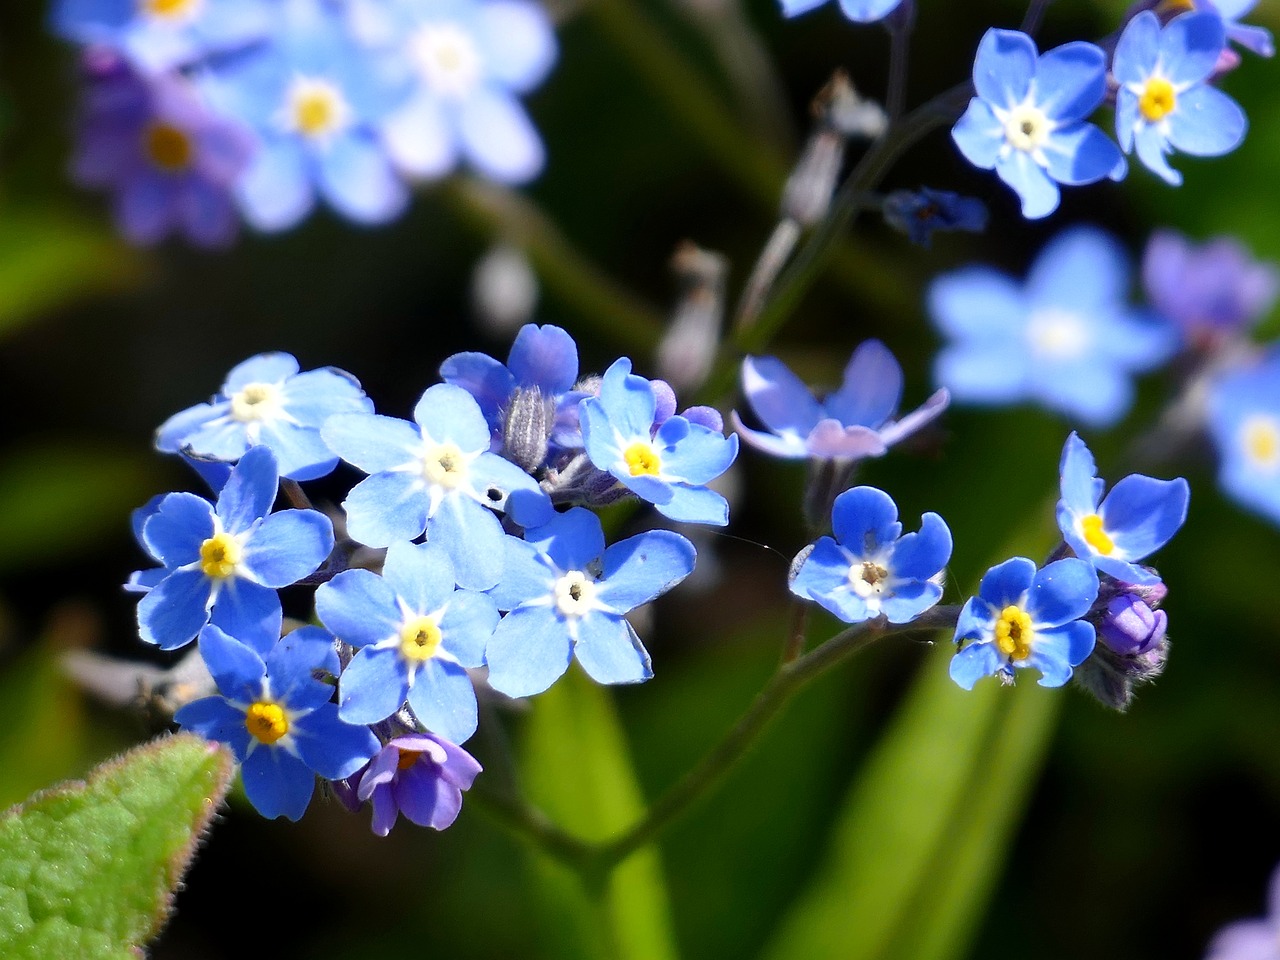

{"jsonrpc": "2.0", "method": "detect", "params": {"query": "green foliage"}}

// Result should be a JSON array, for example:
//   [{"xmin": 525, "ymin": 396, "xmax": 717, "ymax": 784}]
[
  {"xmin": 520, "ymin": 668, "xmax": 680, "ymax": 960},
  {"xmin": 0, "ymin": 733, "xmax": 234, "ymax": 960},
  {"xmin": 0, "ymin": 645, "xmax": 86, "ymax": 809}
]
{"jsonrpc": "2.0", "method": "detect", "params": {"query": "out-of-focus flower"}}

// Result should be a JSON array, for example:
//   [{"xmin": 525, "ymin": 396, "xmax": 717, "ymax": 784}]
[
  {"xmin": 1204, "ymin": 861, "xmax": 1280, "ymax": 960},
  {"xmin": 882, "ymin": 187, "xmax": 988, "ymax": 247},
  {"xmin": 1207, "ymin": 347, "xmax": 1280, "ymax": 525},
  {"xmin": 778, "ymin": 0, "xmax": 908, "ymax": 24}
]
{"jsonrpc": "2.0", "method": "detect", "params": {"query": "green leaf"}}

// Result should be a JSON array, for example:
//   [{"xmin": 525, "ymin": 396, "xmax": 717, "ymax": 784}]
[
  {"xmin": 0, "ymin": 733, "xmax": 234, "ymax": 960},
  {"xmin": 757, "ymin": 642, "xmax": 1060, "ymax": 960},
  {"xmin": 519, "ymin": 668, "xmax": 680, "ymax": 960}
]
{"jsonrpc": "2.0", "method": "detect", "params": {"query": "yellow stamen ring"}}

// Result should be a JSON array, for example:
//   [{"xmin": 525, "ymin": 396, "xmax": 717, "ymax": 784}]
[
  {"xmin": 994, "ymin": 605, "xmax": 1034, "ymax": 661},
  {"xmin": 200, "ymin": 532, "xmax": 242, "ymax": 579},
  {"xmin": 245, "ymin": 701, "xmax": 288, "ymax": 744},
  {"xmin": 1139, "ymin": 77, "xmax": 1177, "ymax": 123},
  {"xmin": 623, "ymin": 442, "xmax": 661, "ymax": 477},
  {"xmin": 1080, "ymin": 514, "xmax": 1115, "ymax": 556},
  {"xmin": 400, "ymin": 615, "xmax": 443, "ymax": 662}
]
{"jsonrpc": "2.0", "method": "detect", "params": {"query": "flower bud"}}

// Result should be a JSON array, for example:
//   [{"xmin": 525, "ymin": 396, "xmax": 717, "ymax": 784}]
[
  {"xmin": 1098, "ymin": 593, "xmax": 1168, "ymax": 656},
  {"xmin": 502, "ymin": 386, "xmax": 555, "ymax": 473}
]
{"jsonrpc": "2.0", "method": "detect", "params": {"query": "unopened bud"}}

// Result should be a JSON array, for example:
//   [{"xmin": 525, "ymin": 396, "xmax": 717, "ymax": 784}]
[
  {"xmin": 502, "ymin": 386, "xmax": 555, "ymax": 473},
  {"xmin": 1098, "ymin": 593, "xmax": 1168, "ymax": 656},
  {"xmin": 658, "ymin": 242, "xmax": 727, "ymax": 392},
  {"xmin": 781, "ymin": 131, "xmax": 844, "ymax": 225}
]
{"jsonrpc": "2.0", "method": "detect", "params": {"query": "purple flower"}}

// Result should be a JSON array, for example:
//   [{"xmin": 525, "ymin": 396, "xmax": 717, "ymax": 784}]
[
  {"xmin": 731, "ymin": 340, "xmax": 949, "ymax": 461},
  {"xmin": 882, "ymin": 187, "xmax": 988, "ymax": 247},
  {"xmin": 1097, "ymin": 591, "xmax": 1168, "ymax": 655},
  {"xmin": 71, "ymin": 57, "xmax": 253, "ymax": 248},
  {"xmin": 1142, "ymin": 229, "xmax": 1278, "ymax": 346},
  {"xmin": 1205, "ymin": 861, "xmax": 1280, "ymax": 960},
  {"xmin": 348, "ymin": 733, "xmax": 482, "ymax": 835}
]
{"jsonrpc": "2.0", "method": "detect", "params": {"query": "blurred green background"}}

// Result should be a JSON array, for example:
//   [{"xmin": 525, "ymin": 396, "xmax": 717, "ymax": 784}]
[{"xmin": 0, "ymin": 0, "xmax": 1278, "ymax": 958}]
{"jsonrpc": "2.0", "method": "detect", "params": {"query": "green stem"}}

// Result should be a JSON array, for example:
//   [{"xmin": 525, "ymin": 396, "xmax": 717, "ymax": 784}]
[
  {"xmin": 593, "ymin": 605, "xmax": 962, "ymax": 869},
  {"xmin": 468, "ymin": 778, "xmax": 596, "ymax": 871}
]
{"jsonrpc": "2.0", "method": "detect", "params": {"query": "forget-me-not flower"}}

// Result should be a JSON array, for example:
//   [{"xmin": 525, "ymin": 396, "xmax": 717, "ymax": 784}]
[
  {"xmin": 316, "ymin": 541, "xmax": 497, "ymax": 743},
  {"xmin": 484, "ymin": 507, "xmax": 696, "ymax": 698},
  {"xmin": 581, "ymin": 358, "xmax": 738, "ymax": 526},
  {"xmin": 347, "ymin": 732, "xmax": 482, "ymax": 836},
  {"xmin": 155, "ymin": 352, "xmax": 373, "ymax": 481},
  {"xmin": 135, "ymin": 446, "xmax": 335, "ymax": 651},
  {"xmin": 777, "ymin": 0, "xmax": 907, "ymax": 23},
  {"xmin": 1056, "ymin": 431, "xmax": 1190, "ymax": 585},
  {"xmin": 950, "ymin": 556, "xmax": 1099, "ymax": 689},
  {"xmin": 1155, "ymin": 0, "xmax": 1275, "ymax": 58},
  {"xmin": 175, "ymin": 623, "xmax": 379, "ymax": 821},
  {"xmin": 322, "ymin": 382, "xmax": 551, "ymax": 589},
  {"xmin": 929, "ymin": 225, "xmax": 1179, "ymax": 426},
  {"xmin": 951, "ymin": 29, "xmax": 1124, "ymax": 218},
  {"xmin": 1207, "ymin": 347, "xmax": 1280, "ymax": 525},
  {"xmin": 731, "ymin": 340, "xmax": 949, "ymax": 462},
  {"xmin": 882, "ymin": 187, "xmax": 989, "ymax": 247},
  {"xmin": 790, "ymin": 486, "xmax": 952, "ymax": 624},
  {"xmin": 1113, "ymin": 11, "xmax": 1247, "ymax": 185}
]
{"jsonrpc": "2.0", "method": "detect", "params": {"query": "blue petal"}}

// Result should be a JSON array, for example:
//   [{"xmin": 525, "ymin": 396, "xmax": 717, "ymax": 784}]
[
  {"xmin": 196, "ymin": 623, "xmax": 265, "ymax": 701},
  {"xmin": 266, "ymin": 625, "xmax": 341, "ymax": 708},
  {"xmin": 791, "ymin": 540, "xmax": 873, "ymax": 624},
  {"xmin": 880, "ymin": 581, "xmax": 944, "ymax": 624},
  {"xmin": 824, "ymin": 340, "xmax": 904, "ymax": 428},
  {"xmin": 241, "ymin": 744, "xmax": 314, "ymax": 820},
  {"xmin": 485, "ymin": 605, "xmax": 574, "ymax": 697},
  {"xmin": 457, "ymin": 87, "xmax": 544, "ymax": 184},
  {"xmin": 890, "ymin": 511, "xmax": 952, "ymax": 581},
  {"xmin": 526, "ymin": 507, "xmax": 606, "ymax": 572},
  {"xmin": 600, "ymin": 530, "xmax": 697, "ymax": 612},
  {"xmin": 1026, "ymin": 557, "xmax": 1098, "ymax": 628},
  {"xmin": 1043, "ymin": 123, "xmax": 1125, "ymax": 186},
  {"xmin": 779, "ymin": 0, "xmax": 828, "ymax": 14},
  {"xmin": 208, "ymin": 580, "xmax": 282, "ymax": 655},
  {"xmin": 236, "ymin": 136, "xmax": 314, "ymax": 232},
  {"xmin": 343, "ymin": 471, "xmax": 430, "ymax": 547},
  {"xmin": 951, "ymin": 98, "xmax": 1004, "ymax": 170},
  {"xmin": 138, "ymin": 568, "xmax": 213, "ymax": 650},
  {"xmin": 978, "ymin": 557, "xmax": 1037, "ymax": 608},
  {"xmin": 1134, "ymin": 121, "xmax": 1183, "ymax": 185},
  {"xmin": 803, "ymin": 421, "xmax": 886, "ymax": 460},
  {"xmin": 243, "ymin": 509, "xmax": 334, "ymax": 587},
  {"xmin": 729, "ymin": 415, "xmax": 810, "ymax": 459},
  {"xmin": 476, "ymin": 1, "xmax": 558, "ymax": 92},
  {"xmin": 574, "ymin": 615, "xmax": 652, "ymax": 685},
  {"xmin": 1035, "ymin": 42, "xmax": 1106, "ymax": 121},
  {"xmin": 339, "ymin": 646, "xmax": 409, "ymax": 724},
  {"xmin": 1057, "ymin": 431, "xmax": 1104, "ymax": 516},
  {"xmin": 382, "ymin": 92, "xmax": 457, "ymax": 179},
  {"xmin": 141, "ymin": 492, "xmax": 214, "ymax": 568},
  {"xmin": 933, "ymin": 343, "xmax": 1032, "ymax": 404},
  {"xmin": 1033, "ymin": 361, "xmax": 1132, "ymax": 427},
  {"xmin": 406, "ymin": 659, "xmax": 479, "ymax": 744},
  {"xmin": 831, "ymin": 485, "xmax": 901, "ymax": 550},
  {"xmin": 427, "ymin": 494, "xmax": 506, "ymax": 591},
  {"xmin": 995, "ymin": 149, "xmax": 1060, "ymax": 219},
  {"xmin": 652, "ymin": 484, "xmax": 729, "ymax": 526},
  {"xmin": 174, "ymin": 696, "xmax": 253, "ymax": 759},
  {"xmin": 657, "ymin": 419, "xmax": 738, "ymax": 485},
  {"xmin": 383, "ymin": 541, "xmax": 456, "ymax": 614},
  {"xmin": 738, "ymin": 355, "xmax": 822, "ymax": 438},
  {"xmin": 1166, "ymin": 84, "xmax": 1247, "ymax": 157},
  {"xmin": 1101, "ymin": 474, "xmax": 1190, "ymax": 560},
  {"xmin": 949, "ymin": 642, "xmax": 1003, "ymax": 690},
  {"xmin": 439, "ymin": 590, "xmax": 499, "ymax": 667},
  {"xmin": 440, "ymin": 351, "xmax": 515, "ymax": 429},
  {"xmin": 322, "ymin": 413, "xmax": 422, "ymax": 473},
  {"xmin": 225, "ymin": 353, "xmax": 299, "ymax": 389},
  {"xmin": 316, "ymin": 568, "xmax": 400, "ymax": 648},
  {"xmin": 413, "ymin": 383, "xmax": 491, "ymax": 450},
  {"xmin": 215, "ymin": 446, "xmax": 278, "ymax": 534},
  {"xmin": 953, "ymin": 596, "xmax": 995, "ymax": 643},
  {"xmin": 486, "ymin": 535, "xmax": 554, "ymax": 611},
  {"xmin": 973, "ymin": 29, "xmax": 1037, "ymax": 110},
  {"xmin": 1026, "ymin": 226, "xmax": 1129, "ymax": 313},
  {"xmin": 1161, "ymin": 11, "xmax": 1227, "ymax": 85},
  {"xmin": 508, "ymin": 323, "xmax": 578, "ymax": 392},
  {"xmin": 1112, "ymin": 11, "xmax": 1161, "ymax": 86},
  {"xmin": 255, "ymin": 422, "xmax": 339, "ymax": 482},
  {"xmin": 468, "ymin": 452, "xmax": 552, "ymax": 524},
  {"xmin": 927, "ymin": 267, "xmax": 1025, "ymax": 340},
  {"xmin": 317, "ymin": 133, "xmax": 408, "ymax": 225},
  {"xmin": 595, "ymin": 358, "xmax": 657, "ymax": 438},
  {"xmin": 293, "ymin": 702, "xmax": 379, "ymax": 780},
  {"xmin": 1026, "ymin": 620, "xmax": 1095, "ymax": 686}
]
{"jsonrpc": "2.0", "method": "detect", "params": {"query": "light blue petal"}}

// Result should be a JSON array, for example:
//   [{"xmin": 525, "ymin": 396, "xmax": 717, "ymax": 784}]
[
  {"xmin": 508, "ymin": 323, "xmax": 578, "ymax": 392},
  {"xmin": 253, "ymin": 422, "xmax": 338, "ymax": 482},
  {"xmin": 595, "ymin": 357, "xmax": 657, "ymax": 437},
  {"xmin": 339, "ymin": 646, "xmax": 409, "ymax": 724},
  {"xmin": 196, "ymin": 623, "xmax": 265, "ymax": 701},
  {"xmin": 316, "ymin": 568, "xmax": 401, "ymax": 647},
  {"xmin": 138, "ymin": 568, "xmax": 212, "ymax": 650},
  {"xmin": 440, "ymin": 350, "xmax": 515, "ymax": 428},
  {"xmin": 468, "ymin": 451, "xmax": 551, "ymax": 523},
  {"xmin": 574, "ymin": 616, "xmax": 652, "ymax": 685},
  {"xmin": 383, "ymin": 92, "xmax": 457, "ymax": 179},
  {"xmin": 476, "ymin": 1, "xmax": 557, "ymax": 92},
  {"xmin": 1043, "ymin": 123, "xmax": 1125, "ymax": 186},
  {"xmin": 293, "ymin": 702, "xmax": 379, "ymax": 780},
  {"xmin": 1161, "ymin": 11, "xmax": 1226, "ymax": 85},
  {"xmin": 600, "ymin": 530, "xmax": 696, "ymax": 612},
  {"xmin": 484, "ymin": 605, "xmax": 573, "ymax": 697},
  {"xmin": 995, "ymin": 149, "xmax": 1060, "ymax": 219},
  {"xmin": 973, "ymin": 28, "xmax": 1037, "ymax": 110},
  {"xmin": 738, "ymin": 355, "xmax": 822, "ymax": 437},
  {"xmin": 225, "ymin": 353, "xmax": 298, "ymax": 389},
  {"xmin": 835, "ymin": 0, "xmax": 905, "ymax": 21},
  {"xmin": 208, "ymin": 580, "xmax": 283, "ymax": 655},
  {"xmin": 343, "ymin": 471, "xmax": 429, "ymax": 547},
  {"xmin": 1115, "ymin": 89, "xmax": 1139, "ymax": 153},
  {"xmin": 427, "ymin": 494, "xmax": 505, "ymax": 591},
  {"xmin": 241, "ymin": 744, "xmax": 314, "ymax": 820},
  {"xmin": 890, "ymin": 512, "xmax": 952, "ymax": 581},
  {"xmin": 526, "ymin": 507, "xmax": 606, "ymax": 571},
  {"xmin": 155, "ymin": 402, "xmax": 220, "ymax": 456},
  {"xmin": 1166, "ymin": 84, "xmax": 1247, "ymax": 157},
  {"xmin": 1057, "ymin": 431, "xmax": 1104, "ymax": 516},
  {"xmin": 215, "ymin": 446, "xmax": 278, "ymax": 534},
  {"xmin": 266, "ymin": 625, "xmax": 341, "ymax": 707},
  {"xmin": 243, "ymin": 509, "xmax": 334, "ymax": 587},
  {"xmin": 1035, "ymin": 41, "xmax": 1107, "ymax": 122},
  {"xmin": 439, "ymin": 590, "xmax": 500, "ymax": 667},
  {"xmin": 413, "ymin": 382, "xmax": 491, "ymax": 450},
  {"xmin": 831, "ymin": 485, "xmax": 901, "ymax": 549},
  {"xmin": 1027, "ymin": 620, "xmax": 1095, "ymax": 686},
  {"xmin": 236, "ymin": 136, "xmax": 314, "ymax": 232},
  {"xmin": 824, "ymin": 340, "xmax": 903, "ymax": 428},
  {"xmin": 927, "ymin": 267, "xmax": 1026, "ymax": 340},
  {"xmin": 950, "ymin": 98, "xmax": 1004, "ymax": 170},
  {"xmin": 652, "ymin": 484, "xmax": 729, "ymax": 526},
  {"xmin": 949, "ymin": 642, "xmax": 1003, "ymax": 690},
  {"xmin": 779, "ymin": 0, "xmax": 828, "ymax": 14},
  {"xmin": 317, "ymin": 133, "xmax": 409, "ymax": 225},
  {"xmin": 1026, "ymin": 226, "xmax": 1128, "ymax": 313},
  {"xmin": 141, "ymin": 493, "xmax": 214, "ymax": 568},
  {"xmin": 1112, "ymin": 11, "xmax": 1161, "ymax": 86},
  {"xmin": 384, "ymin": 540, "xmax": 456, "ymax": 613},
  {"xmin": 978, "ymin": 557, "xmax": 1037, "ymax": 608},
  {"xmin": 728, "ymin": 414, "xmax": 810, "ymax": 459},
  {"xmin": 877, "ymin": 389, "xmax": 950, "ymax": 448},
  {"xmin": 1134, "ymin": 122, "xmax": 1182, "ymax": 185},
  {"xmin": 1094, "ymin": 555, "xmax": 1163, "ymax": 585},
  {"xmin": 1034, "ymin": 362, "xmax": 1132, "ymax": 427},
  {"xmin": 933, "ymin": 343, "xmax": 1032, "ymax": 404},
  {"xmin": 458, "ymin": 87, "xmax": 544, "ymax": 184},
  {"xmin": 880, "ymin": 581, "xmax": 943, "ymax": 624},
  {"xmin": 791, "ymin": 540, "xmax": 873, "ymax": 624},
  {"xmin": 407, "ymin": 659, "xmax": 479, "ymax": 744},
  {"xmin": 953, "ymin": 596, "xmax": 994, "ymax": 643},
  {"xmin": 485, "ymin": 535, "xmax": 555, "ymax": 611},
  {"xmin": 1026, "ymin": 557, "xmax": 1098, "ymax": 628},
  {"xmin": 1101, "ymin": 474, "xmax": 1190, "ymax": 559},
  {"xmin": 174, "ymin": 696, "xmax": 253, "ymax": 759},
  {"xmin": 657, "ymin": 418, "xmax": 738, "ymax": 485},
  {"xmin": 323, "ymin": 412, "xmax": 422, "ymax": 473}
]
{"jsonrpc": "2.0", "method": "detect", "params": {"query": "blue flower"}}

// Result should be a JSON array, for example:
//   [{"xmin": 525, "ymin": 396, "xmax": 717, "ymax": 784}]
[
  {"xmin": 346, "ymin": 732, "xmax": 482, "ymax": 835},
  {"xmin": 316, "ymin": 541, "xmax": 497, "ymax": 743},
  {"xmin": 1113, "ymin": 11, "xmax": 1247, "ymax": 185},
  {"xmin": 484, "ymin": 507, "xmax": 696, "ymax": 698},
  {"xmin": 368, "ymin": 0, "xmax": 557, "ymax": 184},
  {"xmin": 929, "ymin": 225, "xmax": 1179, "ymax": 426},
  {"xmin": 1207, "ymin": 348, "xmax": 1280, "ymax": 524},
  {"xmin": 53, "ymin": 0, "xmax": 273, "ymax": 73},
  {"xmin": 321, "ymin": 382, "xmax": 551, "ymax": 590},
  {"xmin": 155, "ymin": 352, "xmax": 373, "ymax": 481},
  {"xmin": 731, "ymin": 340, "xmax": 949, "ymax": 461},
  {"xmin": 1203, "ymin": 0, "xmax": 1274, "ymax": 57},
  {"xmin": 581, "ymin": 358, "xmax": 738, "ymax": 526},
  {"xmin": 882, "ymin": 187, "xmax": 988, "ymax": 248},
  {"xmin": 778, "ymin": 0, "xmax": 907, "ymax": 24},
  {"xmin": 951, "ymin": 29, "xmax": 1124, "ymax": 218},
  {"xmin": 790, "ymin": 486, "xmax": 952, "ymax": 624},
  {"xmin": 200, "ymin": 0, "xmax": 412, "ymax": 230},
  {"xmin": 1056, "ymin": 431, "xmax": 1190, "ymax": 585},
  {"xmin": 950, "ymin": 556, "xmax": 1099, "ymax": 689},
  {"xmin": 135, "ymin": 446, "xmax": 335, "ymax": 651},
  {"xmin": 440, "ymin": 322, "xmax": 585, "ymax": 466},
  {"xmin": 175, "ymin": 623, "xmax": 379, "ymax": 821}
]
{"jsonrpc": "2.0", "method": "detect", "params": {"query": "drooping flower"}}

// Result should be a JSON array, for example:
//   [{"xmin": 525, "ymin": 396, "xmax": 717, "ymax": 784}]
[
  {"xmin": 1142, "ymin": 229, "xmax": 1278, "ymax": 345},
  {"xmin": 155, "ymin": 352, "xmax": 373, "ymax": 481},
  {"xmin": 134, "ymin": 446, "xmax": 335, "ymax": 651},
  {"xmin": 175, "ymin": 623, "xmax": 379, "ymax": 821},
  {"xmin": 71, "ymin": 57, "xmax": 254, "ymax": 248},
  {"xmin": 1206, "ymin": 347, "xmax": 1280, "ymax": 525},
  {"xmin": 790, "ymin": 486, "xmax": 951, "ymax": 624},
  {"xmin": 1113, "ymin": 11, "xmax": 1247, "ymax": 185},
  {"xmin": 1204, "ymin": 861, "xmax": 1280, "ymax": 960},
  {"xmin": 346, "ymin": 733, "xmax": 482, "ymax": 836},
  {"xmin": 1056, "ymin": 431, "xmax": 1190, "ymax": 585},
  {"xmin": 882, "ymin": 187, "xmax": 988, "ymax": 247},
  {"xmin": 321, "ymin": 382, "xmax": 551, "ymax": 589},
  {"xmin": 777, "ymin": 0, "xmax": 908, "ymax": 24},
  {"xmin": 731, "ymin": 340, "xmax": 948, "ymax": 462},
  {"xmin": 200, "ymin": 0, "xmax": 412, "ymax": 230},
  {"xmin": 929, "ymin": 225, "xmax": 1179, "ymax": 426},
  {"xmin": 951, "ymin": 29, "xmax": 1124, "ymax": 218},
  {"xmin": 580, "ymin": 358, "xmax": 738, "ymax": 526},
  {"xmin": 1200, "ymin": 0, "xmax": 1275, "ymax": 57},
  {"xmin": 484, "ymin": 507, "xmax": 696, "ymax": 698},
  {"xmin": 53, "ymin": 0, "xmax": 274, "ymax": 73},
  {"xmin": 950, "ymin": 556, "xmax": 1099, "ymax": 689},
  {"xmin": 316, "ymin": 541, "xmax": 497, "ymax": 743}
]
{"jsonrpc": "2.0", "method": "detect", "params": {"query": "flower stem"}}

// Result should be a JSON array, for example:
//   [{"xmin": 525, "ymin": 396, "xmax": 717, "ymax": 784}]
[{"xmin": 468, "ymin": 778, "xmax": 597, "ymax": 871}]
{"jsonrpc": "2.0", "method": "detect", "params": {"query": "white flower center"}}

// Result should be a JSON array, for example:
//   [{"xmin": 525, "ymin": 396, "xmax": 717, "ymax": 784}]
[
  {"xmin": 1026, "ymin": 307, "xmax": 1090, "ymax": 361},
  {"xmin": 421, "ymin": 440, "xmax": 470, "ymax": 488},
  {"xmin": 1003, "ymin": 103, "xmax": 1053, "ymax": 153},
  {"xmin": 411, "ymin": 25, "xmax": 483, "ymax": 98},
  {"xmin": 554, "ymin": 571, "xmax": 597, "ymax": 617},
  {"xmin": 230, "ymin": 382, "xmax": 284, "ymax": 423},
  {"xmin": 849, "ymin": 559, "xmax": 891, "ymax": 600}
]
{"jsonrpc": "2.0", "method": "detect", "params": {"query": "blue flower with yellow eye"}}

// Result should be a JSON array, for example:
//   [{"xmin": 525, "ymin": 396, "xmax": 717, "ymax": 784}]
[
  {"xmin": 581, "ymin": 358, "xmax": 738, "ymax": 526},
  {"xmin": 134, "ymin": 445, "xmax": 335, "ymax": 652},
  {"xmin": 175, "ymin": 624, "xmax": 379, "ymax": 821},
  {"xmin": 1207, "ymin": 348, "xmax": 1280, "ymax": 525},
  {"xmin": 951, "ymin": 29, "xmax": 1123, "ymax": 218},
  {"xmin": 1113, "ymin": 11, "xmax": 1247, "ymax": 185},
  {"xmin": 316, "ymin": 541, "xmax": 498, "ymax": 743},
  {"xmin": 1056, "ymin": 432, "xmax": 1190, "ymax": 585},
  {"xmin": 950, "ymin": 556, "xmax": 1098, "ymax": 689}
]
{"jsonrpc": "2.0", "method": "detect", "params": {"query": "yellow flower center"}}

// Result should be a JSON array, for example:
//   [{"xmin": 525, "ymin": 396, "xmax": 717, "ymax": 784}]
[
  {"xmin": 400, "ymin": 616, "xmax": 443, "ymax": 662},
  {"xmin": 230, "ymin": 382, "xmax": 280, "ymax": 423},
  {"xmin": 245, "ymin": 702, "xmax": 288, "ymax": 744},
  {"xmin": 143, "ymin": 122, "xmax": 193, "ymax": 172},
  {"xmin": 396, "ymin": 749, "xmax": 423, "ymax": 771},
  {"xmin": 140, "ymin": 0, "xmax": 201, "ymax": 20},
  {"xmin": 994, "ymin": 605, "xmax": 1034, "ymax": 661},
  {"xmin": 1080, "ymin": 514, "xmax": 1114, "ymax": 556},
  {"xmin": 1139, "ymin": 77, "xmax": 1177, "ymax": 123},
  {"xmin": 286, "ymin": 79, "xmax": 349, "ymax": 140},
  {"xmin": 623, "ymin": 442, "xmax": 661, "ymax": 477},
  {"xmin": 200, "ymin": 532, "xmax": 242, "ymax": 579},
  {"xmin": 1243, "ymin": 416, "xmax": 1280, "ymax": 469},
  {"xmin": 422, "ymin": 442, "xmax": 467, "ymax": 487}
]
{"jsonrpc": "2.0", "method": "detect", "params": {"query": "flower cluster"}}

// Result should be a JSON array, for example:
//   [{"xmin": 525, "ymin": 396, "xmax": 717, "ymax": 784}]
[
  {"xmin": 129, "ymin": 326, "xmax": 737, "ymax": 826},
  {"xmin": 55, "ymin": 0, "xmax": 557, "ymax": 245}
]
